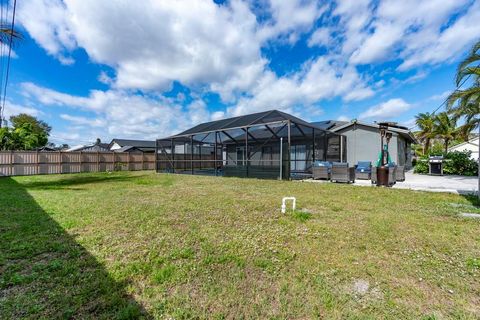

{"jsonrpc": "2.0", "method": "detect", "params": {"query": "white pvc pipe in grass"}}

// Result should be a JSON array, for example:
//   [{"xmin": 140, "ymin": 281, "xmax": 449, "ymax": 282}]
[{"xmin": 281, "ymin": 197, "xmax": 296, "ymax": 213}]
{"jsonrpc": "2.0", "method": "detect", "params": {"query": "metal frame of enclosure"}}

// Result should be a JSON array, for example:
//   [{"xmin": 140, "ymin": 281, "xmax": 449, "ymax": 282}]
[{"xmin": 156, "ymin": 110, "xmax": 346, "ymax": 180}]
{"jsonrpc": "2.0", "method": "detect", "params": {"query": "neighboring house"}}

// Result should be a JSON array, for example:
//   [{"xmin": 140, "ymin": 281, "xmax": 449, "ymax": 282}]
[
  {"xmin": 109, "ymin": 139, "xmax": 156, "ymax": 153},
  {"xmin": 312, "ymin": 120, "xmax": 417, "ymax": 169},
  {"xmin": 37, "ymin": 146, "xmax": 56, "ymax": 152},
  {"xmin": 113, "ymin": 146, "xmax": 143, "ymax": 153},
  {"xmin": 448, "ymin": 136, "xmax": 479, "ymax": 160},
  {"xmin": 66, "ymin": 143, "xmax": 110, "ymax": 152}
]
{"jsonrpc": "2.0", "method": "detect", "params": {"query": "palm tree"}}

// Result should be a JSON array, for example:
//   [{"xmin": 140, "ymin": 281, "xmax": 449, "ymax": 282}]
[
  {"xmin": 434, "ymin": 112, "xmax": 458, "ymax": 154},
  {"xmin": 447, "ymin": 40, "xmax": 479, "ymax": 140},
  {"xmin": 415, "ymin": 112, "xmax": 436, "ymax": 154},
  {"xmin": 447, "ymin": 40, "xmax": 480, "ymax": 199}
]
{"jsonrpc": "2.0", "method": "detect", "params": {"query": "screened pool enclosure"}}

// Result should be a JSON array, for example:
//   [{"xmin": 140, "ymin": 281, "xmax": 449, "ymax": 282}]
[{"xmin": 156, "ymin": 110, "xmax": 346, "ymax": 180}]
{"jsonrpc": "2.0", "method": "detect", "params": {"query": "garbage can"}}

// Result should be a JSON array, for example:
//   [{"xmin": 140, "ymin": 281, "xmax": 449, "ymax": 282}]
[{"xmin": 376, "ymin": 166, "xmax": 389, "ymax": 187}]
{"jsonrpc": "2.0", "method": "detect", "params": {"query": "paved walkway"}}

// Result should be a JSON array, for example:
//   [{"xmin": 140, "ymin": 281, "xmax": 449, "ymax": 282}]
[{"xmin": 307, "ymin": 172, "xmax": 479, "ymax": 195}]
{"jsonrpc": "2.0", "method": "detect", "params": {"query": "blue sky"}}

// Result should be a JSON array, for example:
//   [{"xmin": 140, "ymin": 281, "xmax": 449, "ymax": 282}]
[{"xmin": 2, "ymin": 0, "xmax": 480, "ymax": 145}]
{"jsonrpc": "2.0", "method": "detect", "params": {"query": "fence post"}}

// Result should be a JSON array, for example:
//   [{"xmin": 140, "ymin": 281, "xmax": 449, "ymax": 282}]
[
  {"xmin": 36, "ymin": 150, "xmax": 40, "ymax": 175},
  {"xmin": 112, "ymin": 151, "xmax": 115, "ymax": 171},
  {"xmin": 127, "ymin": 152, "xmax": 131, "ymax": 171},
  {"xmin": 58, "ymin": 150, "xmax": 62, "ymax": 174},
  {"xmin": 10, "ymin": 150, "xmax": 13, "ymax": 176},
  {"xmin": 142, "ymin": 152, "xmax": 145, "ymax": 170},
  {"xmin": 79, "ymin": 151, "xmax": 82, "ymax": 173},
  {"xmin": 97, "ymin": 151, "xmax": 100, "ymax": 172}
]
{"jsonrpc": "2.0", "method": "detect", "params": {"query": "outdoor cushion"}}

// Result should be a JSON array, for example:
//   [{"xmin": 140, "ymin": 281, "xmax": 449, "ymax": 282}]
[
  {"xmin": 356, "ymin": 161, "xmax": 372, "ymax": 173},
  {"xmin": 332, "ymin": 162, "xmax": 348, "ymax": 167},
  {"xmin": 314, "ymin": 161, "xmax": 332, "ymax": 168}
]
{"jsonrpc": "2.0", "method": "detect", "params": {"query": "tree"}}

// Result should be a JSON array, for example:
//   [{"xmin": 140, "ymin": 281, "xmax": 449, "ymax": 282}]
[
  {"xmin": 434, "ymin": 112, "xmax": 458, "ymax": 154},
  {"xmin": 446, "ymin": 40, "xmax": 480, "ymax": 140},
  {"xmin": 11, "ymin": 123, "xmax": 45, "ymax": 150},
  {"xmin": 447, "ymin": 39, "xmax": 480, "ymax": 199},
  {"xmin": 0, "ymin": 114, "xmax": 50, "ymax": 150},
  {"xmin": 10, "ymin": 113, "xmax": 51, "ymax": 135},
  {"xmin": 415, "ymin": 112, "xmax": 436, "ymax": 154}
]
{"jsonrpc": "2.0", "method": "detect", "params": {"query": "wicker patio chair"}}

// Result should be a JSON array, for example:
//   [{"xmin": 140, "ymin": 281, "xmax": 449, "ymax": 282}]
[
  {"xmin": 388, "ymin": 165, "xmax": 397, "ymax": 186},
  {"xmin": 395, "ymin": 165, "xmax": 405, "ymax": 182},
  {"xmin": 312, "ymin": 161, "xmax": 331, "ymax": 180},
  {"xmin": 355, "ymin": 161, "xmax": 372, "ymax": 180},
  {"xmin": 331, "ymin": 162, "xmax": 355, "ymax": 183}
]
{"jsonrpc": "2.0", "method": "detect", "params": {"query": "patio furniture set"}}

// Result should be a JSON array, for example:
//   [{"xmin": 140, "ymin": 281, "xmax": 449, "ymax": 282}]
[{"xmin": 312, "ymin": 161, "xmax": 405, "ymax": 185}]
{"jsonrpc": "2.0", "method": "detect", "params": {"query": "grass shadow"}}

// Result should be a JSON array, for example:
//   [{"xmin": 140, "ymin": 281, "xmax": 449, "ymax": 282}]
[
  {"xmin": 461, "ymin": 193, "xmax": 480, "ymax": 209},
  {"xmin": 17, "ymin": 173, "xmax": 149, "ymax": 190},
  {"xmin": 0, "ymin": 177, "xmax": 151, "ymax": 319}
]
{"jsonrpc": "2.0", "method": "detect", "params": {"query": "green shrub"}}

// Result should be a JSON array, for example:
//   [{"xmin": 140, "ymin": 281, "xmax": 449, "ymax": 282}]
[
  {"xmin": 413, "ymin": 158, "xmax": 428, "ymax": 174},
  {"xmin": 414, "ymin": 150, "xmax": 478, "ymax": 176},
  {"xmin": 444, "ymin": 151, "xmax": 478, "ymax": 176}
]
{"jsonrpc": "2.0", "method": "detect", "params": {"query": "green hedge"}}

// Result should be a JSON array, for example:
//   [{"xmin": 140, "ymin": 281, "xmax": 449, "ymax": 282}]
[{"xmin": 414, "ymin": 151, "xmax": 478, "ymax": 176}]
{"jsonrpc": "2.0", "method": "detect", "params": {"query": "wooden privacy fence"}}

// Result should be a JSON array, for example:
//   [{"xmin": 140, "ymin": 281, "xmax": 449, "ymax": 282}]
[{"xmin": 0, "ymin": 151, "xmax": 156, "ymax": 177}]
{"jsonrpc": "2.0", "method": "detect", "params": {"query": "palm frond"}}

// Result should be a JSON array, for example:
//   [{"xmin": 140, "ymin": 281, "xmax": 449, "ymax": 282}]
[
  {"xmin": 0, "ymin": 26, "xmax": 22, "ymax": 46},
  {"xmin": 455, "ymin": 40, "xmax": 480, "ymax": 86}
]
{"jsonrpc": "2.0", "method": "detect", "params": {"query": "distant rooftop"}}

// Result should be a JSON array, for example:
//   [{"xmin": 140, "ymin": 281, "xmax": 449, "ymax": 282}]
[{"xmin": 110, "ymin": 139, "xmax": 156, "ymax": 148}]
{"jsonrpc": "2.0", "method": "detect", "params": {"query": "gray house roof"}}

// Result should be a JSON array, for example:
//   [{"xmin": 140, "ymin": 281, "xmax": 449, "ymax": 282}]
[
  {"xmin": 324, "ymin": 120, "xmax": 417, "ymax": 143},
  {"xmin": 114, "ymin": 146, "xmax": 143, "ymax": 152},
  {"xmin": 66, "ymin": 143, "xmax": 110, "ymax": 152}
]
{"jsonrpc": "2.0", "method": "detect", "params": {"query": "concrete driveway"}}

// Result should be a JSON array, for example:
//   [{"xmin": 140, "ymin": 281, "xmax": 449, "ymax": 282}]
[{"xmin": 353, "ymin": 171, "xmax": 478, "ymax": 194}]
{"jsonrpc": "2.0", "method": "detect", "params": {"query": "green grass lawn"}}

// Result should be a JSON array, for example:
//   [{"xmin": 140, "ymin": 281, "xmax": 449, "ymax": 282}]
[{"xmin": 1, "ymin": 171, "xmax": 479, "ymax": 319}]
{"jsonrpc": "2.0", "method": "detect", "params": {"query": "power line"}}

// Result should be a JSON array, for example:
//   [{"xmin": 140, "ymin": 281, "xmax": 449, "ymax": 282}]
[
  {"xmin": 409, "ymin": 64, "xmax": 479, "ymax": 130},
  {"xmin": 0, "ymin": 0, "xmax": 7, "ymax": 125},
  {"xmin": 0, "ymin": 0, "xmax": 16, "ymax": 125}
]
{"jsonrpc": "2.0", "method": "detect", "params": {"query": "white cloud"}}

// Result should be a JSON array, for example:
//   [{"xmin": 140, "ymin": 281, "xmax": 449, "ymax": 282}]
[
  {"xmin": 2, "ymin": 101, "xmax": 41, "ymax": 120},
  {"xmin": 229, "ymin": 57, "xmax": 374, "ymax": 116},
  {"xmin": 18, "ymin": 0, "xmax": 266, "ymax": 97},
  {"xmin": 337, "ymin": 115, "xmax": 350, "ymax": 122},
  {"xmin": 307, "ymin": 28, "xmax": 332, "ymax": 48},
  {"xmin": 15, "ymin": 0, "xmax": 480, "ymax": 138},
  {"xmin": 398, "ymin": 1, "xmax": 480, "ymax": 70},
  {"xmin": 17, "ymin": 0, "xmax": 76, "ymax": 64},
  {"xmin": 427, "ymin": 90, "xmax": 451, "ymax": 102},
  {"xmin": 258, "ymin": 0, "xmax": 326, "ymax": 43},
  {"xmin": 20, "ymin": 82, "xmax": 221, "ymax": 140},
  {"xmin": 97, "ymin": 71, "xmax": 113, "ymax": 85},
  {"xmin": 60, "ymin": 114, "xmax": 106, "ymax": 127},
  {"xmin": 359, "ymin": 98, "xmax": 411, "ymax": 120}
]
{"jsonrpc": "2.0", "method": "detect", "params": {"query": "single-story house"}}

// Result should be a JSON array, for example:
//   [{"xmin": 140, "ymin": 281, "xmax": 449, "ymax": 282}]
[
  {"xmin": 156, "ymin": 110, "xmax": 346, "ymax": 180},
  {"xmin": 109, "ymin": 139, "xmax": 156, "ymax": 153},
  {"xmin": 156, "ymin": 110, "xmax": 418, "ymax": 179},
  {"xmin": 113, "ymin": 145, "xmax": 144, "ymax": 153},
  {"xmin": 448, "ymin": 136, "xmax": 479, "ymax": 160},
  {"xmin": 66, "ymin": 143, "xmax": 110, "ymax": 152},
  {"xmin": 313, "ymin": 119, "xmax": 417, "ymax": 169}
]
